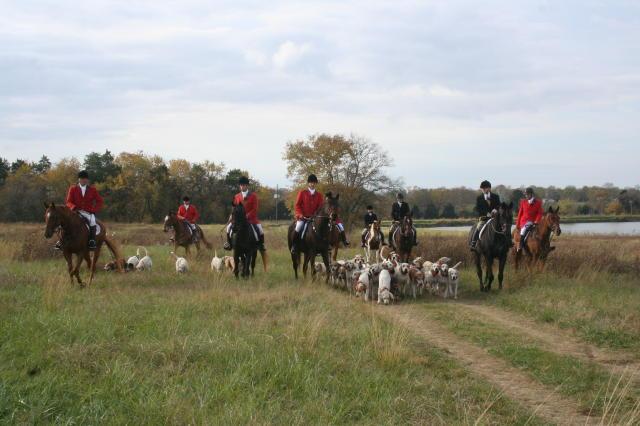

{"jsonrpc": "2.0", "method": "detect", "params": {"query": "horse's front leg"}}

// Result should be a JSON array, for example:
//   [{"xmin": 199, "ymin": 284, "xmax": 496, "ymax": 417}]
[
  {"xmin": 64, "ymin": 251, "xmax": 74, "ymax": 285},
  {"xmin": 302, "ymin": 251, "xmax": 311, "ymax": 279},
  {"xmin": 233, "ymin": 252, "xmax": 240, "ymax": 279},
  {"xmin": 497, "ymin": 254, "xmax": 507, "ymax": 290},
  {"xmin": 321, "ymin": 250, "xmax": 331, "ymax": 284},
  {"xmin": 475, "ymin": 253, "xmax": 484, "ymax": 291},
  {"xmin": 484, "ymin": 256, "xmax": 494, "ymax": 291},
  {"xmin": 73, "ymin": 253, "xmax": 84, "ymax": 286}
]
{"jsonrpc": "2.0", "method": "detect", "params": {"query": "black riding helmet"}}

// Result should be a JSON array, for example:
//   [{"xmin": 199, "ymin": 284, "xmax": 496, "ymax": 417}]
[
  {"xmin": 307, "ymin": 174, "xmax": 318, "ymax": 183},
  {"xmin": 396, "ymin": 193, "xmax": 404, "ymax": 200},
  {"xmin": 78, "ymin": 170, "xmax": 89, "ymax": 179},
  {"xmin": 183, "ymin": 196, "xmax": 190, "ymax": 202},
  {"xmin": 525, "ymin": 187, "xmax": 534, "ymax": 196},
  {"xmin": 366, "ymin": 205, "xmax": 373, "ymax": 210},
  {"xmin": 238, "ymin": 176, "xmax": 250, "ymax": 185},
  {"xmin": 480, "ymin": 180, "xmax": 491, "ymax": 189}
]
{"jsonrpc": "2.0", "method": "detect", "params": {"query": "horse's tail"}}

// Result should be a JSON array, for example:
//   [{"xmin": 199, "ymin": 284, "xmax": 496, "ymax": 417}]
[
  {"xmin": 104, "ymin": 235, "xmax": 125, "ymax": 272},
  {"xmin": 199, "ymin": 228, "xmax": 213, "ymax": 249},
  {"xmin": 260, "ymin": 249, "xmax": 268, "ymax": 272}
]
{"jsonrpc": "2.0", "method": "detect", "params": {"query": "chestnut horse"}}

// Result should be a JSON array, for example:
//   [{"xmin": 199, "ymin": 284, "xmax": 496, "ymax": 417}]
[
  {"xmin": 513, "ymin": 206, "xmax": 561, "ymax": 271},
  {"xmin": 163, "ymin": 212, "xmax": 212, "ymax": 256},
  {"xmin": 364, "ymin": 220, "xmax": 384, "ymax": 263},
  {"xmin": 390, "ymin": 215, "xmax": 414, "ymax": 262},
  {"xmin": 44, "ymin": 202, "xmax": 123, "ymax": 286},
  {"xmin": 288, "ymin": 192, "xmax": 339, "ymax": 282}
]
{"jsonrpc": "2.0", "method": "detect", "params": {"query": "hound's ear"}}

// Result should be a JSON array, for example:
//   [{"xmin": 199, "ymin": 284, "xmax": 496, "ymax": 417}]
[{"xmin": 555, "ymin": 206, "xmax": 560, "ymax": 214}]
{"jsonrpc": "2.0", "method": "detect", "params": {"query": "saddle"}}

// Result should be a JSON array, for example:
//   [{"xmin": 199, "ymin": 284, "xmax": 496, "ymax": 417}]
[{"xmin": 77, "ymin": 215, "xmax": 102, "ymax": 236}]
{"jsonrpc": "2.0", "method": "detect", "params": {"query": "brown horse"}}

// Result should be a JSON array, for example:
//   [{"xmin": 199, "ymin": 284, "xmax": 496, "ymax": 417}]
[
  {"xmin": 44, "ymin": 202, "xmax": 123, "ymax": 286},
  {"xmin": 513, "ymin": 206, "xmax": 561, "ymax": 271},
  {"xmin": 163, "ymin": 212, "xmax": 212, "ymax": 256},
  {"xmin": 288, "ymin": 192, "xmax": 339, "ymax": 281},
  {"xmin": 390, "ymin": 215, "xmax": 414, "ymax": 262},
  {"xmin": 364, "ymin": 220, "xmax": 384, "ymax": 263}
]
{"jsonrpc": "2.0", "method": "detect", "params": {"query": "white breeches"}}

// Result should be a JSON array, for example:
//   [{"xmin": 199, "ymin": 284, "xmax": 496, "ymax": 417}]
[
  {"xmin": 337, "ymin": 223, "xmax": 344, "ymax": 232},
  {"xmin": 295, "ymin": 220, "xmax": 305, "ymax": 233},
  {"xmin": 520, "ymin": 221, "xmax": 533, "ymax": 236},
  {"xmin": 78, "ymin": 210, "xmax": 96, "ymax": 226}
]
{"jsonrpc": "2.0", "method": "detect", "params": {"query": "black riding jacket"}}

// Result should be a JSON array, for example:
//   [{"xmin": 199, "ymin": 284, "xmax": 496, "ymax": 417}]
[
  {"xmin": 391, "ymin": 201, "xmax": 410, "ymax": 221},
  {"xmin": 364, "ymin": 212, "xmax": 378, "ymax": 227},
  {"xmin": 475, "ymin": 192, "xmax": 501, "ymax": 218}
]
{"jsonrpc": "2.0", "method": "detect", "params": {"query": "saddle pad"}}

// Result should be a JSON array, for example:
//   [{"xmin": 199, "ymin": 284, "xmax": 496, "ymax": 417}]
[{"xmin": 478, "ymin": 219, "xmax": 492, "ymax": 240}]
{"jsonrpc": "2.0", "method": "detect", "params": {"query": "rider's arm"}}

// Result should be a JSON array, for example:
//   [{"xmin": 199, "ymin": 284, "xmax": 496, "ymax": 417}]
[{"xmin": 65, "ymin": 186, "xmax": 77, "ymax": 211}]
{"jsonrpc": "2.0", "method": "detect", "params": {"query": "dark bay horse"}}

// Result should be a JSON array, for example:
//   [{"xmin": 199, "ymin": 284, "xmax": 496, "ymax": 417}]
[
  {"xmin": 230, "ymin": 202, "xmax": 260, "ymax": 278},
  {"xmin": 513, "ymin": 206, "xmax": 561, "ymax": 271},
  {"xmin": 44, "ymin": 202, "xmax": 123, "ymax": 286},
  {"xmin": 470, "ymin": 202, "xmax": 513, "ymax": 292},
  {"xmin": 288, "ymin": 192, "xmax": 339, "ymax": 282},
  {"xmin": 163, "ymin": 212, "xmax": 211, "ymax": 256},
  {"xmin": 390, "ymin": 215, "xmax": 414, "ymax": 262}
]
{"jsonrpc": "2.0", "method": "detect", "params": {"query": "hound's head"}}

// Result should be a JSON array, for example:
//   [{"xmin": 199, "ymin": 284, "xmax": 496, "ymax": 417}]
[
  {"xmin": 399, "ymin": 263, "xmax": 410, "ymax": 275},
  {"xmin": 380, "ymin": 289, "xmax": 394, "ymax": 305},
  {"xmin": 439, "ymin": 263, "xmax": 449, "ymax": 276},
  {"xmin": 448, "ymin": 268, "xmax": 459, "ymax": 282},
  {"xmin": 430, "ymin": 263, "xmax": 440, "ymax": 277},
  {"xmin": 381, "ymin": 260, "xmax": 394, "ymax": 271},
  {"xmin": 344, "ymin": 260, "xmax": 356, "ymax": 272}
]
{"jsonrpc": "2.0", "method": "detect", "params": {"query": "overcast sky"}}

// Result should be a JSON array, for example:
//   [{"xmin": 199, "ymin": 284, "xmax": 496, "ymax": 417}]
[{"xmin": 1, "ymin": 0, "xmax": 639, "ymax": 188}]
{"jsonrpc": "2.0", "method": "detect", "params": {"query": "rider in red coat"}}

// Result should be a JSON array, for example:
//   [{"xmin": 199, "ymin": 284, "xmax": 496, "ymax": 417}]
[
  {"xmin": 177, "ymin": 196, "xmax": 200, "ymax": 242},
  {"xmin": 290, "ymin": 174, "xmax": 349, "ymax": 254},
  {"xmin": 224, "ymin": 176, "xmax": 266, "ymax": 251},
  {"xmin": 516, "ymin": 187, "xmax": 543, "ymax": 252},
  {"xmin": 64, "ymin": 170, "xmax": 103, "ymax": 249}
]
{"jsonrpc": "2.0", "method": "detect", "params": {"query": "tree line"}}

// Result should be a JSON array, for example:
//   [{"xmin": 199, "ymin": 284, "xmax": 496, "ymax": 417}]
[{"xmin": 1, "ymin": 134, "xmax": 638, "ymax": 226}]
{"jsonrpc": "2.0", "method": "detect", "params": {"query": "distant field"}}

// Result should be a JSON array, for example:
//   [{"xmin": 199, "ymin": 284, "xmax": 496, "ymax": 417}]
[
  {"xmin": 1, "ymin": 222, "xmax": 639, "ymax": 424},
  {"xmin": 380, "ymin": 214, "xmax": 640, "ymax": 228}
]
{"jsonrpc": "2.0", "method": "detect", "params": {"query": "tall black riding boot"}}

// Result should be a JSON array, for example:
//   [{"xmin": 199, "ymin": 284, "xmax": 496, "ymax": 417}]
[
  {"xmin": 258, "ymin": 233, "xmax": 266, "ymax": 252},
  {"xmin": 341, "ymin": 231, "xmax": 350, "ymax": 246},
  {"xmin": 88, "ymin": 226, "xmax": 97, "ymax": 250},
  {"xmin": 470, "ymin": 227, "xmax": 480, "ymax": 251}
]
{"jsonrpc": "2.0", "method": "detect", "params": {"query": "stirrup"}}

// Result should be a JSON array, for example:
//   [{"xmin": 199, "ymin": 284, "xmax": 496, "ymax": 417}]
[
  {"xmin": 88, "ymin": 240, "xmax": 97, "ymax": 250},
  {"xmin": 223, "ymin": 242, "xmax": 232, "ymax": 251}
]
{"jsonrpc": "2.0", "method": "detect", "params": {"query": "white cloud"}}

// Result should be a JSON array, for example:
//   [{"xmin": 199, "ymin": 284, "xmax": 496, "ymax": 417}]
[{"xmin": 271, "ymin": 40, "xmax": 311, "ymax": 69}]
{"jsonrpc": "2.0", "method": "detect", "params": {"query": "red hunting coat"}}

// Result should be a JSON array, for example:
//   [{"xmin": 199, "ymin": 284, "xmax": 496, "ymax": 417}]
[
  {"xmin": 294, "ymin": 189, "xmax": 324, "ymax": 220},
  {"xmin": 517, "ymin": 198, "xmax": 543, "ymax": 228},
  {"xmin": 177, "ymin": 204, "xmax": 200, "ymax": 224},
  {"xmin": 233, "ymin": 191, "xmax": 260, "ymax": 224},
  {"xmin": 66, "ymin": 184, "xmax": 103, "ymax": 214}
]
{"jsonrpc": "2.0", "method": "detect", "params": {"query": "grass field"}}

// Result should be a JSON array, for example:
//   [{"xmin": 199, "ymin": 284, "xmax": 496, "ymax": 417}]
[{"xmin": 1, "ymin": 222, "xmax": 639, "ymax": 424}]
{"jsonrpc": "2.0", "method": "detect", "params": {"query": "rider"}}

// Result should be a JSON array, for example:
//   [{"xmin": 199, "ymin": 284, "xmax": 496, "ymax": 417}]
[
  {"xmin": 389, "ymin": 193, "xmax": 417, "ymax": 246},
  {"xmin": 516, "ymin": 187, "xmax": 543, "ymax": 252},
  {"xmin": 224, "ymin": 176, "xmax": 266, "ymax": 252},
  {"xmin": 177, "ymin": 196, "xmax": 200, "ymax": 243},
  {"xmin": 64, "ymin": 170, "xmax": 104, "ymax": 250},
  {"xmin": 361, "ymin": 205, "xmax": 383, "ymax": 247},
  {"xmin": 290, "ymin": 174, "xmax": 350, "ymax": 254},
  {"xmin": 470, "ymin": 180, "xmax": 501, "ymax": 251}
]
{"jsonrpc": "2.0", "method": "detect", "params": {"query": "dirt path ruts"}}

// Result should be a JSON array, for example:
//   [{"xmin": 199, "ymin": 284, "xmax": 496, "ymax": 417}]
[
  {"xmin": 378, "ymin": 305, "xmax": 600, "ymax": 426},
  {"xmin": 457, "ymin": 303, "xmax": 640, "ymax": 379}
]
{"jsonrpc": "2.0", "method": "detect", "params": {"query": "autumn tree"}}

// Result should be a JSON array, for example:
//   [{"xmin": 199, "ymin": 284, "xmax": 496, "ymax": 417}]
[{"xmin": 283, "ymin": 134, "xmax": 399, "ymax": 228}]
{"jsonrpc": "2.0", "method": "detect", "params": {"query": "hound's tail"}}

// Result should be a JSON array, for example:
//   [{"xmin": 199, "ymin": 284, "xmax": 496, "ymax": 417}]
[
  {"xmin": 260, "ymin": 249, "xmax": 268, "ymax": 272},
  {"xmin": 104, "ymin": 235, "xmax": 125, "ymax": 272},
  {"xmin": 136, "ymin": 246, "xmax": 148, "ymax": 257},
  {"xmin": 451, "ymin": 261, "xmax": 463, "ymax": 270}
]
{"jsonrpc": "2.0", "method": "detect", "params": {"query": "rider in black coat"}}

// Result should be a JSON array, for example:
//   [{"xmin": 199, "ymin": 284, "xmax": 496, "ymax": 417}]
[
  {"xmin": 389, "ymin": 193, "xmax": 417, "ymax": 246},
  {"xmin": 470, "ymin": 180, "xmax": 501, "ymax": 250},
  {"xmin": 361, "ymin": 205, "xmax": 384, "ymax": 247}
]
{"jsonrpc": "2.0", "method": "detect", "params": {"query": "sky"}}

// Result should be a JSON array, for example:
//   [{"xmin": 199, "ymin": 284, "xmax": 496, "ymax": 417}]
[{"xmin": 1, "ymin": 0, "xmax": 639, "ymax": 188}]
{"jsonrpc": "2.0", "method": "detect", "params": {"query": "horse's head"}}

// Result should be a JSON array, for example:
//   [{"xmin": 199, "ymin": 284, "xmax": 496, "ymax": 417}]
[
  {"xmin": 496, "ymin": 202, "xmax": 513, "ymax": 234},
  {"xmin": 43, "ymin": 202, "xmax": 61, "ymax": 238},
  {"xmin": 546, "ymin": 206, "xmax": 562, "ymax": 236},
  {"xmin": 163, "ymin": 211, "xmax": 177, "ymax": 232},
  {"xmin": 372, "ymin": 220, "xmax": 380, "ymax": 232},
  {"xmin": 324, "ymin": 191, "xmax": 340, "ymax": 222},
  {"xmin": 231, "ymin": 201, "xmax": 248, "ymax": 227},
  {"xmin": 401, "ymin": 215, "xmax": 413, "ymax": 236}
]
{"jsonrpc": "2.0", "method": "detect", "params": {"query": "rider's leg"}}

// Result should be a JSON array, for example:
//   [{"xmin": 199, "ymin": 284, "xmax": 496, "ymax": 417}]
[
  {"xmin": 361, "ymin": 228, "xmax": 368, "ymax": 248},
  {"xmin": 86, "ymin": 212, "xmax": 97, "ymax": 249},
  {"xmin": 223, "ymin": 223, "xmax": 233, "ymax": 250},
  {"xmin": 255, "ymin": 223, "xmax": 266, "ymax": 251},
  {"xmin": 190, "ymin": 223, "xmax": 199, "ymax": 242},
  {"xmin": 290, "ymin": 220, "xmax": 304, "ymax": 254},
  {"xmin": 517, "ymin": 222, "xmax": 531, "ymax": 252},
  {"xmin": 470, "ymin": 219, "xmax": 482, "ymax": 250},
  {"xmin": 337, "ymin": 222, "xmax": 350, "ymax": 246}
]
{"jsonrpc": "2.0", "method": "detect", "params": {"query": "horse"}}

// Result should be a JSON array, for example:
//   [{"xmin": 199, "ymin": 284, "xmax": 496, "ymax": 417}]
[
  {"xmin": 390, "ymin": 215, "xmax": 414, "ymax": 263},
  {"xmin": 230, "ymin": 202, "xmax": 259, "ymax": 278},
  {"xmin": 163, "ymin": 212, "xmax": 211, "ymax": 257},
  {"xmin": 287, "ymin": 192, "xmax": 339, "ymax": 282},
  {"xmin": 513, "ymin": 206, "xmax": 561, "ymax": 271},
  {"xmin": 364, "ymin": 220, "xmax": 384, "ymax": 263},
  {"xmin": 469, "ymin": 202, "xmax": 513, "ymax": 292},
  {"xmin": 43, "ymin": 202, "xmax": 123, "ymax": 286}
]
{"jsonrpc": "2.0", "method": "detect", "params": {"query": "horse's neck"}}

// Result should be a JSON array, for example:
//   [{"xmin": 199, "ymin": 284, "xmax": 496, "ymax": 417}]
[{"xmin": 536, "ymin": 217, "xmax": 552, "ymax": 241}]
